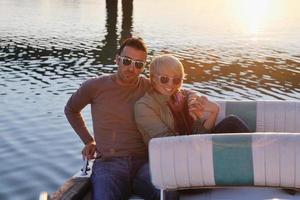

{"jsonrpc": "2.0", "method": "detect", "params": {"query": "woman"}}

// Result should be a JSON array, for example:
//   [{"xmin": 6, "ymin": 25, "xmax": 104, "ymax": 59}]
[{"xmin": 134, "ymin": 54, "xmax": 250, "ymax": 145}]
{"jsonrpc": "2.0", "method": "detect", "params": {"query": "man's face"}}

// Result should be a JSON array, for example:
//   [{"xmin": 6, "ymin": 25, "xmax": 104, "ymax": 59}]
[{"xmin": 116, "ymin": 46, "xmax": 147, "ymax": 84}]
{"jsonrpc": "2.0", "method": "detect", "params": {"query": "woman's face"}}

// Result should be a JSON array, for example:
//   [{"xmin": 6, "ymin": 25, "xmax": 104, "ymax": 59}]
[{"xmin": 152, "ymin": 66, "xmax": 183, "ymax": 96}]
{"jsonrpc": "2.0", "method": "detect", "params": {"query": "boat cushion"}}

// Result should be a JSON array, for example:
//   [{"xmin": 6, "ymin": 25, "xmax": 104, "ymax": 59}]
[
  {"xmin": 216, "ymin": 101, "xmax": 300, "ymax": 132},
  {"xmin": 149, "ymin": 133, "xmax": 300, "ymax": 190}
]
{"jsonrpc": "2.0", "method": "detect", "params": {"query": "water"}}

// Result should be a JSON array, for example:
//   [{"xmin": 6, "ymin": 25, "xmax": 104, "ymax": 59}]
[{"xmin": 0, "ymin": 0, "xmax": 300, "ymax": 199}]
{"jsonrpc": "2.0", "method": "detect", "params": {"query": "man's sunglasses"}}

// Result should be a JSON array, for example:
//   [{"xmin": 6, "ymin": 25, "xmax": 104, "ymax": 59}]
[
  {"xmin": 118, "ymin": 56, "xmax": 146, "ymax": 69},
  {"xmin": 155, "ymin": 75, "xmax": 182, "ymax": 85}
]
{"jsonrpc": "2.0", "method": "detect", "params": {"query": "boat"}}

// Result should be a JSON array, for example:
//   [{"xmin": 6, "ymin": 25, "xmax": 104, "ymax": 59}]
[{"xmin": 40, "ymin": 100, "xmax": 300, "ymax": 200}]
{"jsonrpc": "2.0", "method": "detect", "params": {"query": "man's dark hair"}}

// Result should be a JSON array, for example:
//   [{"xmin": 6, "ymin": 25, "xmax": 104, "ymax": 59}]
[{"xmin": 117, "ymin": 38, "xmax": 147, "ymax": 55}]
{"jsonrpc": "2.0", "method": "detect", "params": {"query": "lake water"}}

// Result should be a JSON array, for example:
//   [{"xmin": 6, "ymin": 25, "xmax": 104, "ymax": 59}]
[{"xmin": 0, "ymin": 0, "xmax": 300, "ymax": 199}]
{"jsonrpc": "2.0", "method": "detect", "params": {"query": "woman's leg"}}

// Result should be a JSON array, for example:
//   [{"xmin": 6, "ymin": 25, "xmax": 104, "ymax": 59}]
[{"xmin": 213, "ymin": 115, "xmax": 251, "ymax": 133}]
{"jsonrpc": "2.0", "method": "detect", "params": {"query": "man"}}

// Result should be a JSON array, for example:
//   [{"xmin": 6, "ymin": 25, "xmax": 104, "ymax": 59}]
[{"xmin": 65, "ymin": 38, "xmax": 159, "ymax": 200}]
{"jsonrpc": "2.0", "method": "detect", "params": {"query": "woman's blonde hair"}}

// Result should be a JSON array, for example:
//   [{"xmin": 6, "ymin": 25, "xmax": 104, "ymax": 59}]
[{"xmin": 149, "ymin": 54, "xmax": 184, "ymax": 81}]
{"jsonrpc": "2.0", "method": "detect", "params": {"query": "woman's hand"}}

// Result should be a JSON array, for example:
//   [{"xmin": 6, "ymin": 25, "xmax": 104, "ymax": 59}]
[
  {"xmin": 188, "ymin": 95, "xmax": 219, "ymax": 120},
  {"xmin": 188, "ymin": 96, "xmax": 207, "ymax": 120},
  {"xmin": 82, "ymin": 140, "xmax": 96, "ymax": 160}
]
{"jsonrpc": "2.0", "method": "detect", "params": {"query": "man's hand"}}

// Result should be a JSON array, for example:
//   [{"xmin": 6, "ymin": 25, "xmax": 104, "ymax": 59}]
[{"xmin": 82, "ymin": 140, "xmax": 96, "ymax": 160}]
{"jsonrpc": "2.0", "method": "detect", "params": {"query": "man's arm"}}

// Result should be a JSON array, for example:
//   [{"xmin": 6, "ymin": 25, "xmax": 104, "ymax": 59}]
[{"xmin": 64, "ymin": 80, "xmax": 95, "ymax": 145}]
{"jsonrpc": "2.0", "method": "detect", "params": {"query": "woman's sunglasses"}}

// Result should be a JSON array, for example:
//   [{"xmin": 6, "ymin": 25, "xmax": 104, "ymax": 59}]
[
  {"xmin": 118, "ymin": 56, "xmax": 146, "ymax": 69},
  {"xmin": 155, "ymin": 75, "xmax": 182, "ymax": 85}
]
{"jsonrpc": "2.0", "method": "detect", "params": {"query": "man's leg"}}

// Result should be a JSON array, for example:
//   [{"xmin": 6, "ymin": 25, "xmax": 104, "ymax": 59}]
[
  {"xmin": 214, "ymin": 115, "xmax": 251, "ymax": 133},
  {"xmin": 91, "ymin": 158, "xmax": 131, "ymax": 200},
  {"xmin": 133, "ymin": 162, "xmax": 179, "ymax": 200}
]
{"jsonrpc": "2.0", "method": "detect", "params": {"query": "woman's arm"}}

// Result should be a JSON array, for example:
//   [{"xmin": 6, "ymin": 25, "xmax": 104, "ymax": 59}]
[{"xmin": 200, "ymin": 97, "xmax": 220, "ymax": 131}]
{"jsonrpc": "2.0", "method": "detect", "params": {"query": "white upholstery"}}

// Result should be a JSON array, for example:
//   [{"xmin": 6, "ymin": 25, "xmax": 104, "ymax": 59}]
[
  {"xmin": 149, "ymin": 100, "xmax": 300, "ymax": 192},
  {"xmin": 256, "ymin": 101, "xmax": 300, "ymax": 132},
  {"xmin": 214, "ymin": 100, "xmax": 300, "ymax": 132},
  {"xmin": 252, "ymin": 133, "xmax": 300, "ymax": 187},
  {"xmin": 149, "ymin": 133, "xmax": 300, "ymax": 190},
  {"xmin": 149, "ymin": 134, "xmax": 215, "ymax": 190}
]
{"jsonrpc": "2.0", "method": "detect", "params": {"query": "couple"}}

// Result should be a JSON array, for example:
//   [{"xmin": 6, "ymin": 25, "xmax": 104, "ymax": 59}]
[{"xmin": 64, "ymin": 38, "xmax": 250, "ymax": 200}]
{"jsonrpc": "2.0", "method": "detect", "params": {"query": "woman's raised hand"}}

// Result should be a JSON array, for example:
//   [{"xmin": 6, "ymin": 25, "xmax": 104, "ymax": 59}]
[
  {"xmin": 188, "ymin": 96, "xmax": 206, "ymax": 120},
  {"xmin": 188, "ymin": 96, "xmax": 219, "ymax": 120}
]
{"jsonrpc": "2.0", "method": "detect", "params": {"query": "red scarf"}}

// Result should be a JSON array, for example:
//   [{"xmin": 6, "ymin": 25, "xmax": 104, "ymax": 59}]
[{"xmin": 167, "ymin": 90, "xmax": 194, "ymax": 135}]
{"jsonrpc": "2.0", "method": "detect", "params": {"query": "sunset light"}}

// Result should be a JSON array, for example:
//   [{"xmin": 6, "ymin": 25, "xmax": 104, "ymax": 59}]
[
  {"xmin": 230, "ymin": 0, "xmax": 282, "ymax": 34},
  {"xmin": 1, "ymin": 0, "xmax": 300, "ymax": 199},
  {"xmin": 238, "ymin": 0, "xmax": 270, "ymax": 33}
]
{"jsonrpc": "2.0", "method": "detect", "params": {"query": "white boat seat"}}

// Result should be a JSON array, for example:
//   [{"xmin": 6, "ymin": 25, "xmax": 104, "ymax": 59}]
[
  {"xmin": 148, "ymin": 100, "xmax": 300, "ymax": 194},
  {"xmin": 215, "ymin": 100, "xmax": 300, "ymax": 132},
  {"xmin": 149, "ymin": 133, "xmax": 300, "ymax": 191}
]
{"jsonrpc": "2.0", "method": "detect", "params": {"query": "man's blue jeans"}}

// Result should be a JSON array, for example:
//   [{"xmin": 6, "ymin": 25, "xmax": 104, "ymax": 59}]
[{"xmin": 91, "ymin": 155, "xmax": 160, "ymax": 200}]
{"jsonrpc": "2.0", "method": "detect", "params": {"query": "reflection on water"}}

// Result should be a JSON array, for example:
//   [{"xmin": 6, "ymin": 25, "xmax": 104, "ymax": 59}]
[{"xmin": 0, "ymin": 0, "xmax": 300, "ymax": 200}]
